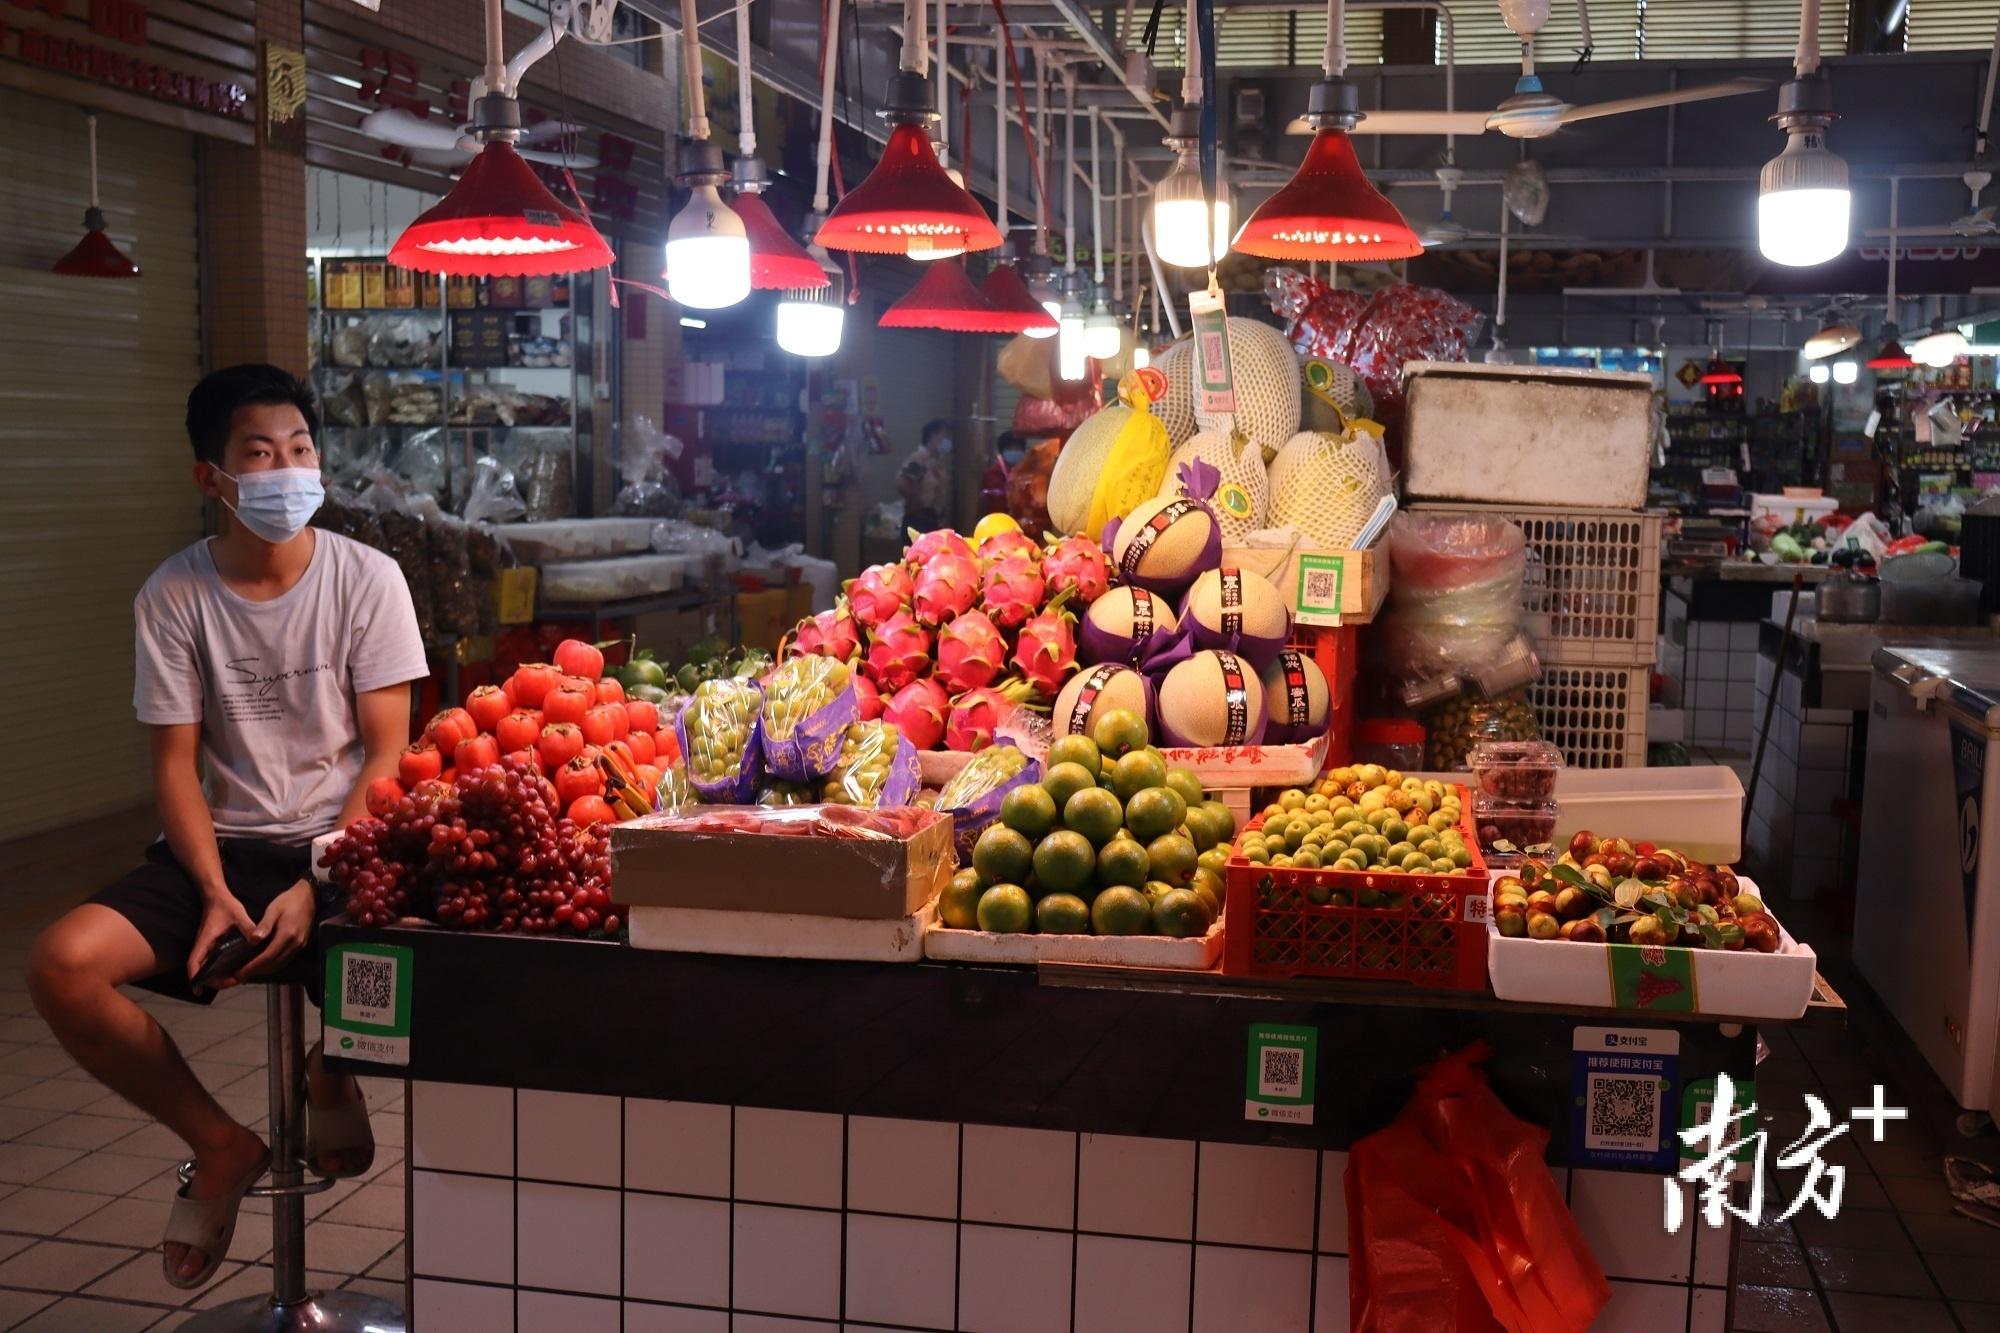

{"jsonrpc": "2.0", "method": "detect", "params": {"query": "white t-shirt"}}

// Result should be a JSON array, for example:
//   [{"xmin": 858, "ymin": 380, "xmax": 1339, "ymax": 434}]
[{"xmin": 133, "ymin": 531, "xmax": 429, "ymax": 844}]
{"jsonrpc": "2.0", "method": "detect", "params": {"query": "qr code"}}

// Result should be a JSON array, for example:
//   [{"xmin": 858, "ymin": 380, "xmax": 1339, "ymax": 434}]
[
  {"xmin": 1259, "ymin": 1046, "xmax": 1304, "ymax": 1098},
  {"xmin": 340, "ymin": 954, "xmax": 396, "ymax": 1026},
  {"xmin": 1302, "ymin": 569, "xmax": 1340, "ymax": 606},
  {"xmin": 1586, "ymin": 1073, "xmax": 1661, "ymax": 1151}
]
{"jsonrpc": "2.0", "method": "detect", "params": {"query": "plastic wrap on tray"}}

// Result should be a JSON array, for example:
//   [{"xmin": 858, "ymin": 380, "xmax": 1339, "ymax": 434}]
[
  {"xmin": 675, "ymin": 679, "xmax": 765, "ymax": 803},
  {"xmin": 759, "ymin": 656, "xmax": 858, "ymax": 783},
  {"xmin": 935, "ymin": 740, "xmax": 1041, "ymax": 862},
  {"xmin": 820, "ymin": 720, "xmax": 920, "ymax": 806}
]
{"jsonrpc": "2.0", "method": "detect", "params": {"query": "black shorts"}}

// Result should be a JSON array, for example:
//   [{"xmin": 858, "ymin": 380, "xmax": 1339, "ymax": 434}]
[{"xmin": 89, "ymin": 838, "xmax": 333, "ymax": 1006}]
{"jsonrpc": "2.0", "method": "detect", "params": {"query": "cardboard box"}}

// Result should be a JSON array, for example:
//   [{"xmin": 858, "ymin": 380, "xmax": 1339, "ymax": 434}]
[
  {"xmin": 736, "ymin": 588, "xmax": 792, "ymax": 653},
  {"xmin": 1221, "ymin": 544, "xmax": 1386, "ymax": 625},
  {"xmin": 612, "ymin": 806, "xmax": 955, "ymax": 920}
]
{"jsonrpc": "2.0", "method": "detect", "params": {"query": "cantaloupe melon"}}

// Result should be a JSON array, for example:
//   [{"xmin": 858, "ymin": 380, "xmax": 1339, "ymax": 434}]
[
  {"xmin": 1158, "ymin": 429, "xmax": 1268, "ymax": 542},
  {"xmin": 1154, "ymin": 340, "xmax": 1198, "ymax": 448},
  {"xmin": 1107, "ymin": 494, "xmax": 1219, "ymax": 597},
  {"xmin": 1183, "ymin": 567, "xmax": 1292, "ymax": 667},
  {"xmin": 1079, "ymin": 585, "xmax": 1181, "ymax": 666},
  {"xmin": 1047, "ymin": 403, "xmax": 1133, "ymax": 535},
  {"xmin": 1193, "ymin": 318, "xmax": 1302, "ymax": 461},
  {"xmin": 1261, "ymin": 648, "xmax": 1330, "ymax": 743},
  {"xmin": 1157, "ymin": 650, "xmax": 1266, "ymax": 748},
  {"xmin": 1267, "ymin": 428, "xmax": 1393, "ymax": 549},
  {"xmin": 1052, "ymin": 662, "xmax": 1154, "ymax": 739}
]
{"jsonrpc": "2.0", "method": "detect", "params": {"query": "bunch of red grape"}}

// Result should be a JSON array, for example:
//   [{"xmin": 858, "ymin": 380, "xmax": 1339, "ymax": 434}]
[{"xmin": 328, "ymin": 755, "xmax": 621, "ymax": 935}]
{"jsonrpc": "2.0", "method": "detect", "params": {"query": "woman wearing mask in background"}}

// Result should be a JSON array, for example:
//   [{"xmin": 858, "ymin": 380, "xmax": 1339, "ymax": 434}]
[
  {"xmin": 980, "ymin": 432, "xmax": 1026, "ymax": 515},
  {"xmin": 898, "ymin": 418, "xmax": 953, "ymax": 532}
]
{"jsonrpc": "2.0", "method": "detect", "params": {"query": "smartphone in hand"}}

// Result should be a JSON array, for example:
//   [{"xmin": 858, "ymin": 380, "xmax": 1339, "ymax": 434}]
[{"xmin": 192, "ymin": 931, "xmax": 262, "ymax": 992}]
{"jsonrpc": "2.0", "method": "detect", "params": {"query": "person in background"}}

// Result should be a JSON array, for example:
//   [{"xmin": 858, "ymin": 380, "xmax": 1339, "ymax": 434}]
[
  {"xmin": 981, "ymin": 431, "xmax": 1026, "ymax": 515},
  {"xmin": 24, "ymin": 365, "xmax": 428, "ymax": 1290},
  {"xmin": 899, "ymin": 418, "xmax": 953, "ymax": 532}
]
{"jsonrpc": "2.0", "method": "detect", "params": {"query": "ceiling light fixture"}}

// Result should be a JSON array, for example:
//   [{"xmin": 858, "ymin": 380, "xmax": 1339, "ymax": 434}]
[
  {"xmin": 729, "ymin": 0, "xmax": 828, "ymax": 292},
  {"xmin": 663, "ymin": 0, "xmax": 750, "ymax": 309},
  {"xmin": 1833, "ymin": 359, "xmax": 1858, "ymax": 384},
  {"xmin": 814, "ymin": 0, "xmax": 1000, "ymax": 260},
  {"xmin": 1802, "ymin": 320, "xmax": 1862, "ymax": 359},
  {"xmin": 1233, "ymin": 0, "xmax": 1421, "ymax": 262},
  {"xmin": 1151, "ymin": 0, "xmax": 1230, "ymax": 269},
  {"xmin": 1758, "ymin": 0, "xmax": 1849, "ymax": 267},
  {"xmin": 1912, "ymin": 320, "xmax": 1969, "ymax": 368},
  {"xmin": 389, "ymin": 0, "xmax": 612, "ymax": 276},
  {"xmin": 1867, "ymin": 177, "xmax": 1913, "ymax": 372},
  {"xmin": 974, "ymin": 28, "xmax": 1059, "ymax": 337},
  {"xmin": 1057, "ymin": 273, "xmax": 1089, "ymax": 381},
  {"xmin": 1808, "ymin": 363, "xmax": 1830, "ymax": 384},
  {"xmin": 779, "ymin": 0, "xmax": 850, "ymax": 357},
  {"xmin": 880, "ymin": 258, "xmax": 1012, "ymax": 332},
  {"xmin": 53, "ymin": 114, "xmax": 140, "ymax": 278},
  {"xmin": 1083, "ymin": 107, "xmax": 1123, "ymax": 359}
]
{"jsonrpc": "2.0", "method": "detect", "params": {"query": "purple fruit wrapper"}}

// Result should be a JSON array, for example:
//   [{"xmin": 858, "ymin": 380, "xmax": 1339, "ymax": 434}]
[
  {"xmin": 761, "ymin": 681, "xmax": 860, "ymax": 783},
  {"xmin": 1101, "ymin": 506, "xmax": 1221, "ymax": 602},
  {"xmin": 1178, "ymin": 576, "xmax": 1294, "ymax": 671},
  {"xmin": 1261, "ymin": 650, "xmax": 1327, "ymax": 745},
  {"xmin": 939, "ymin": 741, "xmax": 1044, "ymax": 865},
  {"xmin": 674, "ymin": 687, "xmax": 766, "ymax": 804},
  {"xmin": 882, "ymin": 729, "xmax": 921, "ymax": 806},
  {"xmin": 1049, "ymin": 663, "xmax": 1159, "ymax": 740}
]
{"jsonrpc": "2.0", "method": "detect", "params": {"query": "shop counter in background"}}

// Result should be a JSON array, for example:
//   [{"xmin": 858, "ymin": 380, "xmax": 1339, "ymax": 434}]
[{"xmin": 324, "ymin": 927, "xmax": 1779, "ymax": 1332}]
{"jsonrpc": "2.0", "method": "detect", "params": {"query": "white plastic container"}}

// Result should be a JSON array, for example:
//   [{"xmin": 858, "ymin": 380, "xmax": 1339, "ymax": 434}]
[
  {"xmin": 1552, "ymin": 765, "xmax": 1746, "ymax": 864},
  {"xmin": 923, "ymin": 917, "xmax": 1223, "ymax": 969},
  {"xmin": 497, "ymin": 518, "xmax": 660, "ymax": 562},
  {"xmin": 539, "ymin": 554, "xmax": 691, "ymax": 603},
  {"xmin": 1402, "ymin": 363, "xmax": 1656, "ymax": 509},
  {"xmin": 1487, "ymin": 875, "xmax": 1815, "ymax": 1018},
  {"xmin": 629, "ymin": 903, "xmax": 930, "ymax": 962},
  {"xmin": 1751, "ymin": 492, "xmax": 1840, "ymax": 530}
]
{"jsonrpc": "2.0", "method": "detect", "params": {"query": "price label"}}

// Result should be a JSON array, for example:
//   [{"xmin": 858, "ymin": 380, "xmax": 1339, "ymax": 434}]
[{"xmin": 1190, "ymin": 287, "xmax": 1236, "ymax": 420}]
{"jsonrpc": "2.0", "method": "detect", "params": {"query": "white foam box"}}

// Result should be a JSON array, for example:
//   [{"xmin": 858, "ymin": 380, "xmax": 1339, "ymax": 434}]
[
  {"xmin": 1402, "ymin": 362, "xmax": 1656, "ymax": 509},
  {"xmin": 922, "ymin": 916, "xmax": 1223, "ymax": 969},
  {"xmin": 1486, "ymin": 875, "xmax": 1817, "ymax": 1019},
  {"xmin": 629, "ymin": 903, "xmax": 931, "ymax": 962},
  {"xmin": 1552, "ymin": 765, "xmax": 1745, "ymax": 865}
]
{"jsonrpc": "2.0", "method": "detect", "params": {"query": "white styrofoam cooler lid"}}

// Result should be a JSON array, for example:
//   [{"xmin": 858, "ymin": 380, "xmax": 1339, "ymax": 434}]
[{"xmin": 1401, "ymin": 361, "xmax": 1655, "ymax": 390}]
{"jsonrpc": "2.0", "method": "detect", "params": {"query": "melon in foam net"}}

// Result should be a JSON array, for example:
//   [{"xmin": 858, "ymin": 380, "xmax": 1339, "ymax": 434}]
[
  {"xmin": 1267, "ymin": 427, "xmax": 1393, "ymax": 549},
  {"xmin": 1193, "ymin": 318, "xmax": 1303, "ymax": 461},
  {"xmin": 1158, "ymin": 429, "xmax": 1268, "ymax": 542},
  {"xmin": 1153, "ymin": 340, "xmax": 1198, "ymax": 447}
]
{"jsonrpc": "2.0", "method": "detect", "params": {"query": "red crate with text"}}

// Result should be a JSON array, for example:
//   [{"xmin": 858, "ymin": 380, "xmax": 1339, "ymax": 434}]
[
  {"xmin": 1220, "ymin": 784, "xmax": 1490, "ymax": 989},
  {"xmin": 1283, "ymin": 623, "xmax": 1360, "ymax": 771}
]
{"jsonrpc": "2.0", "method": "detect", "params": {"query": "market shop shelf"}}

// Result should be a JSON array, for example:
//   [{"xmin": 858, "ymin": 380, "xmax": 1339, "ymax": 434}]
[
  {"xmin": 1526, "ymin": 658, "xmax": 1651, "ymax": 770},
  {"xmin": 1411, "ymin": 502, "xmax": 1664, "ymax": 668}
]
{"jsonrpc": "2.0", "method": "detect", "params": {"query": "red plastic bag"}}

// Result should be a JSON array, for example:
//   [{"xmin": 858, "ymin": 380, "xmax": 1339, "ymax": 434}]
[{"xmin": 1347, "ymin": 1043, "xmax": 1609, "ymax": 1333}]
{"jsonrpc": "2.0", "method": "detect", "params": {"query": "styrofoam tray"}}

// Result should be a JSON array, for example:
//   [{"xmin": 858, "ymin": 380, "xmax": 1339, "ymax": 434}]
[
  {"xmin": 922, "ymin": 917, "xmax": 1223, "ymax": 969},
  {"xmin": 1486, "ymin": 875, "xmax": 1817, "ymax": 1019},
  {"xmin": 1159, "ymin": 729, "xmax": 1329, "ymax": 787},
  {"xmin": 629, "ymin": 902, "xmax": 931, "ymax": 962},
  {"xmin": 496, "ymin": 518, "xmax": 659, "ymax": 562}
]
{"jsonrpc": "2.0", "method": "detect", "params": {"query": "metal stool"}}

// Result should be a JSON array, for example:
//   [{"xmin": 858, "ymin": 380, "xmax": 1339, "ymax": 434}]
[{"xmin": 178, "ymin": 981, "xmax": 406, "ymax": 1332}]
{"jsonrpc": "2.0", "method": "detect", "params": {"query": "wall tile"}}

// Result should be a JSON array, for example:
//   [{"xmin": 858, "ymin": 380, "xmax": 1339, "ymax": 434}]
[
  {"xmin": 1191, "ymin": 1245, "xmax": 1311, "ymax": 1333},
  {"xmin": 957, "ymin": 1224, "xmax": 1071, "ymax": 1333},
  {"xmin": 517, "ymin": 1090, "xmax": 620, "ymax": 1187},
  {"xmin": 1313, "ymin": 1255, "xmax": 1350, "ymax": 1333},
  {"xmin": 844, "ymin": 1213, "xmax": 956, "ymax": 1330},
  {"xmin": 1196, "ymin": 1142, "xmax": 1316, "ymax": 1250},
  {"xmin": 411, "ymin": 1169, "xmax": 512, "ymax": 1285},
  {"xmin": 624, "ymin": 1192, "xmax": 729, "ymax": 1308},
  {"xmin": 1570, "ymin": 1168, "xmax": 1692, "ymax": 1283},
  {"xmin": 1077, "ymin": 1133, "xmax": 1194, "ymax": 1241},
  {"xmin": 517, "ymin": 1289, "xmax": 620, "ymax": 1333},
  {"xmin": 961, "ymin": 1124, "xmax": 1076, "ymax": 1230},
  {"xmin": 517, "ymin": 1181, "xmax": 620, "ymax": 1295},
  {"xmin": 411, "ymin": 1081, "xmax": 512, "ymax": 1175},
  {"xmin": 414, "ymin": 1277, "xmax": 514, "ymax": 1332},
  {"xmin": 1316, "ymin": 1152, "xmax": 1350, "ymax": 1254},
  {"xmin": 625, "ymin": 1304, "xmax": 730, "ymax": 1333},
  {"xmin": 1073, "ymin": 1235, "xmax": 1191, "ymax": 1333},
  {"xmin": 848, "ymin": 1116, "xmax": 957, "ymax": 1219},
  {"xmin": 734, "ymin": 1204, "xmax": 842, "ymax": 1320},
  {"xmin": 1593, "ymin": 1279, "xmax": 1690, "ymax": 1331},
  {"xmin": 626, "ymin": 1099, "xmax": 731, "ymax": 1198},
  {"xmin": 735, "ymin": 1108, "xmax": 844, "ymax": 1209}
]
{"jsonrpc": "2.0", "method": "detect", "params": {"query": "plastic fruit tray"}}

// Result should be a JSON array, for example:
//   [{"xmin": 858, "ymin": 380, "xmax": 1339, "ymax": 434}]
[{"xmin": 1220, "ymin": 784, "xmax": 1491, "ymax": 989}]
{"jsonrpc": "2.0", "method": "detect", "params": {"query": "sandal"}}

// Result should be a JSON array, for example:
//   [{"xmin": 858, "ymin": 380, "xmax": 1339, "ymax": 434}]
[
  {"xmin": 304, "ymin": 1043, "xmax": 376, "ymax": 1180},
  {"xmin": 163, "ymin": 1145, "xmax": 270, "ymax": 1289}
]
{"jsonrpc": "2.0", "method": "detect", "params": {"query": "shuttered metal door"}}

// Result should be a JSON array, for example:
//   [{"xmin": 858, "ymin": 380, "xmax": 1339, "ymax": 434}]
[{"xmin": 0, "ymin": 90, "xmax": 203, "ymax": 839}]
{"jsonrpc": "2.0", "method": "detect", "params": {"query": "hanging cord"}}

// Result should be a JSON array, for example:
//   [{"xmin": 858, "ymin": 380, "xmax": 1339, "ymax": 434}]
[
  {"xmin": 1794, "ymin": 0, "xmax": 1820, "ymax": 76},
  {"xmin": 813, "ymin": 0, "xmax": 839, "ymax": 211},
  {"xmin": 1323, "ymin": 0, "xmax": 1345, "ymax": 77},
  {"xmin": 1063, "ymin": 68, "xmax": 1077, "ymax": 277},
  {"xmin": 1037, "ymin": 44, "xmax": 1051, "ymax": 253},
  {"xmin": 933, "ymin": 0, "xmax": 947, "ymax": 163},
  {"xmin": 483, "ymin": 0, "xmax": 506, "ymax": 102},
  {"xmin": 1194, "ymin": 0, "xmax": 1218, "ymax": 274},
  {"xmin": 735, "ymin": 0, "xmax": 755, "ymax": 157},
  {"xmin": 682, "ymin": 0, "xmax": 709, "ymax": 139},
  {"xmin": 902, "ymin": 0, "xmax": 926, "ymax": 74},
  {"xmin": 1089, "ymin": 107, "xmax": 1105, "ymax": 287},
  {"xmin": 1112, "ymin": 128, "xmax": 1123, "ymax": 299},
  {"xmin": 86, "ymin": 114, "xmax": 100, "ymax": 208},
  {"xmin": 993, "ymin": 39, "xmax": 1009, "ymax": 235},
  {"xmin": 1140, "ymin": 0, "xmax": 1164, "ymax": 56},
  {"xmin": 991, "ymin": 2, "xmax": 1049, "ymax": 254}
]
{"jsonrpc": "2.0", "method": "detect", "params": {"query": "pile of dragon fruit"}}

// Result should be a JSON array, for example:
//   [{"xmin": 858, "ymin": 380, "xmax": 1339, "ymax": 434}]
[{"xmin": 782, "ymin": 528, "xmax": 1110, "ymax": 752}]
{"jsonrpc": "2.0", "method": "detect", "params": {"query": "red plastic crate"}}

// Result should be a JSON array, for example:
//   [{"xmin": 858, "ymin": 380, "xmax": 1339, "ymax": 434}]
[
  {"xmin": 1285, "ymin": 623, "xmax": 1360, "ymax": 771},
  {"xmin": 1220, "ymin": 783, "xmax": 1491, "ymax": 989}
]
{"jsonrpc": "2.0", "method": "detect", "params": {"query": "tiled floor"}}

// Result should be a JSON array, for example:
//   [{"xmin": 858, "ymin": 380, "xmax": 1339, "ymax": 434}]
[{"xmin": 0, "ymin": 812, "xmax": 406, "ymax": 1330}]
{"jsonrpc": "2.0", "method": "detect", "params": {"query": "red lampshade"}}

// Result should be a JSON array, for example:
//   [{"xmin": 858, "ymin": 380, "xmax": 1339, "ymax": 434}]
[
  {"xmin": 53, "ymin": 208, "xmax": 140, "ymax": 277},
  {"xmin": 1232, "ymin": 127, "xmax": 1422, "ymax": 262},
  {"xmin": 1866, "ymin": 336, "xmax": 1915, "ymax": 371},
  {"xmin": 817, "ymin": 121, "xmax": 1003, "ymax": 259},
  {"xmin": 976, "ymin": 262, "xmax": 1060, "ymax": 336},
  {"xmin": 878, "ymin": 259, "xmax": 1013, "ymax": 333},
  {"xmin": 1696, "ymin": 358, "xmax": 1744, "ymax": 386},
  {"xmin": 390, "ymin": 141, "xmax": 614, "ymax": 277},
  {"xmin": 733, "ymin": 191, "xmax": 830, "ymax": 291}
]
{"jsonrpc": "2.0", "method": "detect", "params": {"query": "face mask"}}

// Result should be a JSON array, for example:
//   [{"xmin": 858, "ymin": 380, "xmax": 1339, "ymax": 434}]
[{"xmin": 214, "ymin": 466, "xmax": 324, "ymax": 544}]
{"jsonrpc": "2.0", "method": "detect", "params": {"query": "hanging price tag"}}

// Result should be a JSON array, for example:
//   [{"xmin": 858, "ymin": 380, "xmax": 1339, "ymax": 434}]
[{"xmin": 1189, "ymin": 286, "xmax": 1237, "ymax": 420}]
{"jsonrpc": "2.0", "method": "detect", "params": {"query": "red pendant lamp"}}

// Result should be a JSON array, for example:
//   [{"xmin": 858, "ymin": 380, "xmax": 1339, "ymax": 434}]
[
  {"xmin": 1696, "ymin": 357, "xmax": 1744, "ymax": 386},
  {"xmin": 978, "ymin": 262, "xmax": 1060, "ymax": 335},
  {"xmin": 879, "ymin": 258, "xmax": 1012, "ymax": 332},
  {"xmin": 53, "ymin": 115, "xmax": 140, "ymax": 278},
  {"xmin": 816, "ymin": 56, "xmax": 1002, "ymax": 260},
  {"xmin": 388, "ymin": 0, "xmax": 613, "ymax": 277},
  {"xmin": 725, "ymin": 4, "xmax": 826, "ymax": 292},
  {"xmin": 1866, "ymin": 328, "xmax": 1915, "ymax": 371},
  {"xmin": 1234, "ymin": 75, "xmax": 1421, "ymax": 262}
]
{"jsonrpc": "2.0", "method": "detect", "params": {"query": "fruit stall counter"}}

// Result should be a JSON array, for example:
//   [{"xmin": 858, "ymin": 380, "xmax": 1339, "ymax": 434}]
[{"xmin": 324, "ymin": 924, "xmax": 1794, "ymax": 1333}]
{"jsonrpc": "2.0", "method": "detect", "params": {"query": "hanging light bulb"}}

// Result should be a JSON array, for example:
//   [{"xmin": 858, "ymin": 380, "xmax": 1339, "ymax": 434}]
[
  {"xmin": 1833, "ymin": 360, "xmax": 1858, "ymax": 384},
  {"xmin": 777, "ymin": 224, "xmax": 846, "ymax": 356},
  {"xmin": 1057, "ymin": 276, "xmax": 1088, "ymax": 380},
  {"xmin": 1083, "ymin": 288, "xmax": 1122, "ymax": 359},
  {"xmin": 53, "ymin": 115, "xmax": 140, "ymax": 278},
  {"xmin": 665, "ymin": 140, "xmax": 752, "ymax": 309},
  {"xmin": 1152, "ymin": 110, "xmax": 1232, "ymax": 268},
  {"xmin": 1758, "ymin": 55, "xmax": 1848, "ymax": 267},
  {"xmin": 1022, "ymin": 253, "xmax": 1061, "ymax": 336},
  {"xmin": 1132, "ymin": 344, "xmax": 1151, "ymax": 369},
  {"xmin": 1808, "ymin": 363, "xmax": 1830, "ymax": 384},
  {"xmin": 978, "ymin": 261, "xmax": 1062, "ymax": 336},
  {"xmin": 1912, "ymin": 323, "xmax": 1969, "ymax": 368},
  {"xmin": 1802, "ymin": 320, "xmax": 1862, "ymax": 359}
]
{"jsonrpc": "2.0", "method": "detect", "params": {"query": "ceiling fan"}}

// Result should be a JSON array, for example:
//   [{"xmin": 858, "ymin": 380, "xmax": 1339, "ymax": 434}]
[
  {"xmin": 359, "ymin": 106, "xmax": 599, "ymax": 169},
  {"xmin": 1864, "ymin": 169, "xmax": 1995, "ymax": 239},
  {"xmin": 1290, "ymin": 0, "xmax": 1767, "ymax": 140}
]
